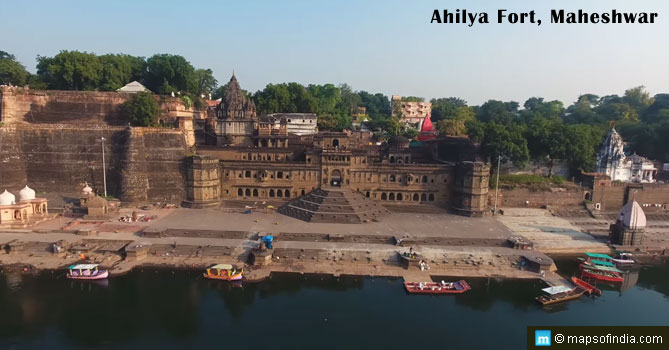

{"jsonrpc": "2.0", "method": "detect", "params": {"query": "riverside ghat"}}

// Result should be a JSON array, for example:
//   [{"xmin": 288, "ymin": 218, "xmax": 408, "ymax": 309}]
[{"xmin": 1, "ymin": 181, "xmax": 667, "ymax": 292}]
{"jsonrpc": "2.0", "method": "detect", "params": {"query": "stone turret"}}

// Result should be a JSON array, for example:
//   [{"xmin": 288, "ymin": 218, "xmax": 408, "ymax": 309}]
[
  {"xmin": 182, "ymin": 155, "xmax": 221, "ymax": 208},
  {"xmin": 452, "ymin": 161, "xmax": 490, "ymax": 217}
]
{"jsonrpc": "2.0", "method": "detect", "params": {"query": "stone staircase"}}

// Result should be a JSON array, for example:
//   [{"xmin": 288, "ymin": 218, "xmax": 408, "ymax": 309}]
[{"xmin": 278, "ymin": 189, "xmax": 390, "ymax": 223}]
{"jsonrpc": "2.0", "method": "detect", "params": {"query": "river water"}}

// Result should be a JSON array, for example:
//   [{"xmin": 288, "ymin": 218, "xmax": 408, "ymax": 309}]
[{"xmin": 1, "ymin": 260, "xmax": 668, "ymax": 349}]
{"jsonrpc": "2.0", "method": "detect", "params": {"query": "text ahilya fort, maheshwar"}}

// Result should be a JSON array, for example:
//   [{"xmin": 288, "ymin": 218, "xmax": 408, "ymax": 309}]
[{"xmin": 431, "ymin": 9, "xmax": 659, "ymax": 26}]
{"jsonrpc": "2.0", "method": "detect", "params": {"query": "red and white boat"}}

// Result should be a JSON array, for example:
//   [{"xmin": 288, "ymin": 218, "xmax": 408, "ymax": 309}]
[
  {"xmin": 66, "ymin": 264, "xmax": 109, "ymax": 280},
  {"xmin": 580, "ymin": 268, "xmax": 623, "ymax": 283},
  {"xmin": 404, "ymin": 280, "xmax": 471, "ymax": 294}
]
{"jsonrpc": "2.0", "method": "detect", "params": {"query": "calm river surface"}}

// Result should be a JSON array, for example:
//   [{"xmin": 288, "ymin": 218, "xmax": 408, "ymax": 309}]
[{"xmin": 1, "ymin": 260, "xmax": 668, "ymax": 349}]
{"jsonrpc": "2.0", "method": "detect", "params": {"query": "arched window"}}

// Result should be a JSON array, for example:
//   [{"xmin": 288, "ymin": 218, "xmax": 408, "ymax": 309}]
[
  {"xmin": 389, "ymin": 175, "xmax": 395, "ymax": 182},
  {"xmin": 389, "ymin": 193, "xmax": 395, "ymax": 200},
  {"xmin": 421, "ymin": 193, "xmax": 427, "ymax": 201},
  {"xmin": 422, "ymin": 175, "xmax": 428, "ymax": 183},
  {"xmin": 428, "ymin": 194, "xmax": 435, "ymax": 201},
  {"xmin": 381, "ymin": 193, "xmax": 387, "ymax": 200},
  {"xmin": 245, "ymin": 171, "xmax": 251, "ymax": 178},
  {"xmin": 366, "ymin": 191, "xmax": 370, "ymax": 198},
  {"xmin": 301, "ymin": 189, "xmax": 306, "ymax": 196},
  {"xmin": 285, "ymin": 189, "xmax": 290, "ymax": 198},
  {"xmin": 397, "ymin": 193, "xmax": 402, "ymax": 201},
  {"xmin": 413, "ymin": 193, "xmax": 419, "ymax": 201},
  {"xmin": 253, "ymin": 189, "xmax": 258, "ymax": 197},
  {"xmin": 277, "ymin": 171, "xmax": 283, "ymax": 179},
  {"xmin": 269, "ymin": 189, "xmax": 275, "ymax": 197},
  {"xmin": 389, "ymin": 156, "xmax": 395, "ymax": 163},
  {"xmin": 238, "ymin": 189, "xmax": 243, "ymax": 196},
  {"xmin": 277, "ymin": 190, "xmax": 283, "ymax": 197},
  {"xmin": 261, "ymin": 139, "xmax": 268, "ymax": 147},
  {"xmin": 245, "ymin": 189, "xmax": 251, "ymax": 196},
  {"xmin": 332, "ymin": 139, "xmax": 339, "ymax": 148}
]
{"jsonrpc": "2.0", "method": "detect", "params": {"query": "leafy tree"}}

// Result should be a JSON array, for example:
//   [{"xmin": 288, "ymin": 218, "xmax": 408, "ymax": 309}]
[
  {"xmin": 430, "ymin": 97, "xmax": 467, "ymax": 122},
  {"xmin": 401, "ymin": 96, "xmax": 424, "ymax": 102},
  {"xmin": 338, "ymin": 83, "xmax": 362, "ymax": 116},
  {"xmin": 144, "ymin": 54, "xmax": 196, "ymax": 94},
  {"xmin": 307, "ymin": 83, "xmax": 341, "ymax": 115},
  {"xmin": 623, "ymin": 86, "xmax": 652, "ymax": 112},
  {"xmin": 194, "ymin": 68, "xmax": 217, "ymax": 96},
  {"xmin": 0, "ymin": 51, "xmax": 30, "ymax": 85},
  {"xmin": 124, "ymin": 92, "xmax": 159, "ymax": 126},
  {"xmin": 475, "ymin": 100, "xmax": 519, "ymax": 123},
  {"xmin": 36, "ymin": 50, "xmax": 102, "ymax": 90},
  {"xmin": 98, "ymin": 54, "xmax": 145, "ymax": 91},
  {"xmin": 467, "ymin": 120, "xmax": 529, "ymax": 167},
  {"xmin": 359, "ymin": 91, "xmax": 391, "ymax": 116},
  {"xmin": 438, "ymin": 119, "xmax": 466, "ymax": 136}
]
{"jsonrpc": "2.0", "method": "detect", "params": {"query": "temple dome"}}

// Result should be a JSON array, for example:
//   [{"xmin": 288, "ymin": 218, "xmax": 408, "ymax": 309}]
[
  {"xmin": 18, "ymin": 185, "xmax": 36, "ymax": 201},
  {"xmin": 0, "ymin": 190, "xmax": 16, "ymax": 206},
  {"xmin": 81, "ymin": 182, "xmax": 93, "ymax": 196},
  {"xmin": 617, "ymin": 200, "xmax": 646, "ymax": 230}
]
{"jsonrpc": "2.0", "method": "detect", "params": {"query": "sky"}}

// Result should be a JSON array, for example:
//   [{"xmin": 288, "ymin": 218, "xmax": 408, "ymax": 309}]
[{"xmin": 1, "ymin": 0, "xmax": 668, "ymax": 105}]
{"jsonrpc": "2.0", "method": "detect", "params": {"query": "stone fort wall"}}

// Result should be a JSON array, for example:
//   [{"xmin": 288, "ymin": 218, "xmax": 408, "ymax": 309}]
[
  {"xmin": 0, "ymin": 85, "xmax": 203, "ymax": 126},
  {"xmin": 490, "ymin": 187, "xmax": 585, "ymax": 209},
  {"xmin": 592, "ymin": 180, "xmax": 669, "ymax": 212},
  {"xmin": 0, "ymin": 125, "xmax": 188, "ymax": 204}
]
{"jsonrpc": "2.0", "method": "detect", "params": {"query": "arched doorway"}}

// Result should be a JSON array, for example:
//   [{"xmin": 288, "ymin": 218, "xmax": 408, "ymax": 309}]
[
  {"xmin": 285, "ymin": 189, "xmax": 290, "ymax": 198},
  {"xmin": 389, "ymin": 193, "xmax": 395, "ymax": 200},
  {"xmin": 269, "ymin": 189, "xmax": 275, "ymax": 197},
  {"xmin": 238, "ymin": 189, "xmax": 243, "ymax": 197},
  {"xmin": 245, "ymin": 189, "xmax": 251, "ymax": 196},
  {"xmin": 331, "ymin": 169, "xmax": 342, "ymax": 187},
  {"xmin": 413, "ymin": 193, "xmax": 419, "ymax": 201},
  {"xmin": 253, "ymin": 189, "xmax": 258, "ymax": 197},
  {"xmin": 332, "ymin": 139, "xmax": 339, "ymax": 148},
  {"xmin": 381, "ymin": 193, "xmax": 387, "ymax": 200}
]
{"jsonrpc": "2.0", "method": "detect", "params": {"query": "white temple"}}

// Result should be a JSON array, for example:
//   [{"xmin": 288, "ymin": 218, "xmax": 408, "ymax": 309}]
[
  {"xmin": 0, "ymin": 185, "xmax": 48, "ymax": 226},
  {"xmin": 596, "ymin": 127, "xmax": 657, "ymax": 183}
]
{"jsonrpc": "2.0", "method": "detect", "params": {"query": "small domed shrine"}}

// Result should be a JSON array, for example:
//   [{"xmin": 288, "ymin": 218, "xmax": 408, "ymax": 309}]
[
  {"xmin": 609, "ymin": 200, "xmax": 646, "ymax": 246},
  {"xmin": 0, "ymin": 186, "xmax": 48, "ymax": 227}
]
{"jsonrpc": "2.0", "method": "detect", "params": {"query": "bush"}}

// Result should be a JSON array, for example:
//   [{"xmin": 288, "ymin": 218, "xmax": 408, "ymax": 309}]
[
  {"xmin": 489, "ymin": 173, "xmax": 566, "ymax": 190},
  {"xmin": 124, "ymin": 92, "xmax": 159, "ymax": 126}
]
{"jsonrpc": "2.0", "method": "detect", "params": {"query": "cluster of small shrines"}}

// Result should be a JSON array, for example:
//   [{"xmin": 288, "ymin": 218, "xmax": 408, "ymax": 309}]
[{"xmin": 0, "ymin": 185, "xmax": 48, "ymax": 226}]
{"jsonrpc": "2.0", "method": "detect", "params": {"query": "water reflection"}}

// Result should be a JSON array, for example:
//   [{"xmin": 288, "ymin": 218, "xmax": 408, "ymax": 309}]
[{"xmin": 0, "ymin": 261, "xmax": 668, "ymax": 349}]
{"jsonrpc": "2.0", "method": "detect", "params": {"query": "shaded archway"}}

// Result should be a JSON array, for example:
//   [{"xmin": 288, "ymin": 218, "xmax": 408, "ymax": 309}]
[
  {"xmin": 253, "ymin": 189, "xmax": 258, "ymax": 197},
  {"xmin": 245, "ymin": 189, "xmax": 251, "ymax": 196},
  {"xmin": 332, "ymin": 139, "xmax": 339, "ymax": 148},
  {"xmin": 381, "ymin": 193, "xmax": 387, "ymax": 200},
  {"xmin": 421, "ymin": 193, "xmax": 427, "ymax": 201},
  {"xmin": 238, "ymin": 189, "xmax": 243, "ymax": 197},
  {"xmin": 397, "ymin": 193, "xmax": 402, "ymax": 201},
  {"xmin": 284, "ymin": 189, "xmax": 290, "ymax": 198},
  {"xmin": 389, "ymin": 193, "xmax": 395, "ymax": 200},
  {"xmin": 331, "ymin": 169, "xmax": 342, "ymax": 187},
  {"xmin": 428, "ymin": 194, "xmax": 435, "ymax": 201},
  {"xmin": 269, "ymin": 189, "xmax": 275, "ymax": 197},
  {"xmin": 413, "ymin": 193, "xmax": 419, "ymax": 201}
]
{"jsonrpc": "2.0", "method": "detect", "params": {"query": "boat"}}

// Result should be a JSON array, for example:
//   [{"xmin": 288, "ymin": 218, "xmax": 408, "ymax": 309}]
[
  {"xmin": 578, "ymin": 257, "xmax": 616, "ymax": 269},
  {"xmin": 571, "ymin": 276, "xmax": 602, "ymax": 296},
  {"xmin": 66, "ymin": 264, "xmax": 109, "ymax": 280},
  {"xmin": 536, "ymin": 285, "xmax": 586, "ymax": 305},
  {"xmin": 580, "ymin": 268, "xmax": 624, "ymax": 283},
  {"xmin": 611, "ymin": 252, "xmax": 636, "ymax": 265},
  {"xmin": 404, "ymin": 280, "xmax": 471, "ymax": 294},
  {"xmin": 584, "ymin": 252, "xmax": 614, "ymax": 262},
  {"xmin": 203, "ymin": 264, "xmax": 243, "ymax": 281}
]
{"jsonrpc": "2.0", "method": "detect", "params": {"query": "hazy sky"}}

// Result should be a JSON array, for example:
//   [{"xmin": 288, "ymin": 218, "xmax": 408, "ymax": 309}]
[{"xmin": 1, "ymin": 0, "xmax": 668, "ymax": 105}]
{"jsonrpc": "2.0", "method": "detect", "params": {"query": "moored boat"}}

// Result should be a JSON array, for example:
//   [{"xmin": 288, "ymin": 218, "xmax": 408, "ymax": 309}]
[
  {"xmin": 535, "ymin": 285, "xmax": 586, "ymax": 305},
  {"xmin": 203, "ymin": 264, "xmax": 243, "ymax": 281},
  {"xmin": 66, "ymin": 264, "xmax": 109, "ymax": 280},
  {"xmin": 580, "ymin": 268, "xmax": 623, "ymax": 283},
  {"xmin": 611, "ymin": 252, "xmax": 636, "ymax": 265},
  {"xmin": 404, "ymin": 280, "xmax": 471, "ymax": 294},
  {"xmin": 571, "ymin": 276, "xmax": 602, "ymax": 296}
]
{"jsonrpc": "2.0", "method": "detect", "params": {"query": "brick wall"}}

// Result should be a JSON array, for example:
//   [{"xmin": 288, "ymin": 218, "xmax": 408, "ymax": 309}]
[
  {"xmin": 490, "ymin": 186, "xmax": 585, "ymax": 208},
  {"xmin": 592, "ymin": 180, "xmax": 669, "ymax": 212}
]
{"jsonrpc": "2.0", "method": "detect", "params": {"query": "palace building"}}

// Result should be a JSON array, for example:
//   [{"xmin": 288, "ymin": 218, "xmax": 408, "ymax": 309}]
[{"xmin": 186, "ymin": 74, "xmax": 491, "ymax": 217}]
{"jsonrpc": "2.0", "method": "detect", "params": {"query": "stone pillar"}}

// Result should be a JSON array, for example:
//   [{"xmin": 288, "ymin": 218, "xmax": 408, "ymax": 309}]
[
  {"xmin": 182, "ymin": 155, "xmax": 221, "ymax": 208},
  {"xmin": 452, "ymin": 161, "xmax": 490, "ymax": 217}
]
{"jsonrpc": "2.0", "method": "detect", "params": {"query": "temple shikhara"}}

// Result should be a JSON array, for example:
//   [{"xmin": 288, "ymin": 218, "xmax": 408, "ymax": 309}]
[{"xmin": 596, "ymin": 127, "xmax": 657, "ymax": 183}]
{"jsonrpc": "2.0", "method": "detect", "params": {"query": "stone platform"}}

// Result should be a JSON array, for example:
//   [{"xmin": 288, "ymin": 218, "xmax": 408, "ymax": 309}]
[{"xmin": 278, "ymin": 189, "xmax": 390, "ymax": 223}]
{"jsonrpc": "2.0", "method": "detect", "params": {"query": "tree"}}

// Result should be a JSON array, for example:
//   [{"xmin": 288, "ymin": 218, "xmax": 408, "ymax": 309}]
[
  {"xmin": 430, "ymin": 97, "xmax": 467, "ymax": 122},
  {"xmin": 438, "ymin": 119, "xmax": 466, "ymax": 136},
  {"xmin": 359, "ymin": 91, "xmax": 391, "ymax": 116},
  {"xmin": 475, "ymin": 100, "xmax": 519, "ymax": 123},
  {"xmin": 144, "ymin": 54, "xmax": 196, "ymax": 94},
  {"xmin": 36, "ymin": 50, "xmax": 102, "ymax": 90},
  {"xmin": 0, "ymin": 51, "xmax": 30, "ymax": 86},
  {"xmin": 194, "ymin": 68, "xmax": 217, "ymax": 96},
  {"xmin": 468, "ymin": 121, "xmax": 529, "ymax": 167},
  {"xmin": 124, "ymin": 92, "xmax": 159, "ymax": 126},
  {"xmin": 623, "ymin": 86, "xmax": 652, "ymax": 112},
  {"xmin": 98, "ymin": 54, "xmax": 145, "ymax": 91}
]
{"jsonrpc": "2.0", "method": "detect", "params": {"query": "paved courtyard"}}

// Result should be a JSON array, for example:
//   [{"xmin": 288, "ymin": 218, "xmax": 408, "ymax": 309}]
[{"xmin": 146, "ymin": 208, "xmax": 512, "ymax": 239}]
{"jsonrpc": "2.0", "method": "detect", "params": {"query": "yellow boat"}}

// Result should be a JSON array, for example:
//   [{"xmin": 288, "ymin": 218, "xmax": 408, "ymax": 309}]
[{"xmin": 203, "ymin": 264, "xmax": 243, "ymax": 281}]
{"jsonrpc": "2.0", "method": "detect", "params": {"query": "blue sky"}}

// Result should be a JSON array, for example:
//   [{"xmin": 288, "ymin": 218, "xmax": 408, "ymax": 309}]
[{"xmin": 1, "ymin": 0, "xmax": 667, "ymax": 105}]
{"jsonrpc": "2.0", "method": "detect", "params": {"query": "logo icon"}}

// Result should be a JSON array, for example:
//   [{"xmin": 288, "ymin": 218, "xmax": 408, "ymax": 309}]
[{"xmin": 535, "ymin": 330, "xmax": 552, "ymax": 346}]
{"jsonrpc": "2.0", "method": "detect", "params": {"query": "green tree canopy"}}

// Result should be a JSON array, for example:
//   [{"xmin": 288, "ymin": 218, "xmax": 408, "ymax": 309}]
[
  {"xmin": 144, "ymin": 54, "xmax": 196, "ymax": 94},
  {"xmin": 124, "ymin": 92, "xmax": 160, "ymax": 126},
  {"xmin": 0, "ymin": 51, "xmax": 30, "ymax": 86},
  {"xmin": 36, "ymin": 50, "xmax": 102, "ymax": 90}
]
